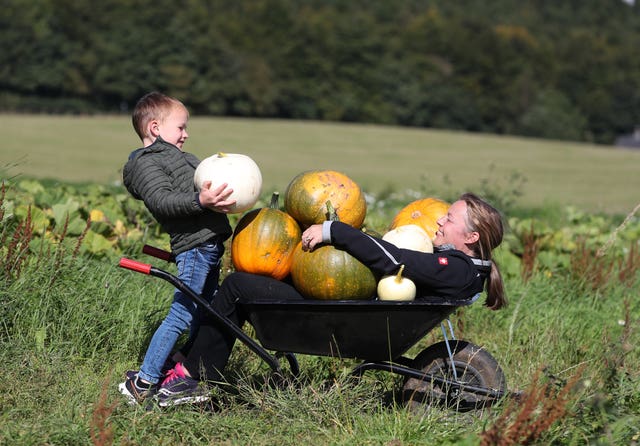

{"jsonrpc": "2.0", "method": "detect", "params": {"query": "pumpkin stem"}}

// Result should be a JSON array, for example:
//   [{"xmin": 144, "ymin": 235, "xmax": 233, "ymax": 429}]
[
  {"xmin": 395, "ymin": 264, "xmax": 405, "ymax": 283},
  {"xmin": 269, "ymin": 192, "xmax": 280, "ymax": 209},
  {"xmin": 326, "ymin": 200, "xmax": 340, "ymax": 222},
  {"xmin": 217, "ymin": 151, "xmax": 227, "ymax": 157}
]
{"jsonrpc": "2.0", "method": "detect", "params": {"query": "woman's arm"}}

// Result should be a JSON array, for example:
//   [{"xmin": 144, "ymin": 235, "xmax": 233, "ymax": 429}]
[{"xmin": 326, "ymin": 221, "xmax": 482, "ymax": 298}]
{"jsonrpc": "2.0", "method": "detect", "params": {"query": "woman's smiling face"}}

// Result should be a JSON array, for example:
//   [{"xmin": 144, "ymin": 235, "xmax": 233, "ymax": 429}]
[{"xmin": 433, "ymin": 200, "xmax": 478, "ymax": 254}]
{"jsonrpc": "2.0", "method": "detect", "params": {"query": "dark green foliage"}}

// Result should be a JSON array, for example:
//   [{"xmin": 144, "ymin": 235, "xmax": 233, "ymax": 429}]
[{"xmin": 1, "ymin": 0, "xmax": 639, "ymax": 144}]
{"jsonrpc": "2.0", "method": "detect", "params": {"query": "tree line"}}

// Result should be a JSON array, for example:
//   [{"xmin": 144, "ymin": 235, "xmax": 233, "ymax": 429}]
[{"xmin": 1, "ymin": 0, "xmax": 639, "ymax": 144}]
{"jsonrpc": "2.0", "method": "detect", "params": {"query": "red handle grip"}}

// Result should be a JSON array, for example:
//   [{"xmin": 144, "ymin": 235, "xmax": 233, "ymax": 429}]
[
  {"xmin": 119, "ymin": 258, "xmax": 152, "ymax": 274},
  {"xmin": 142, "ymin": 245, "xmax": 173, "ymax": 261}
]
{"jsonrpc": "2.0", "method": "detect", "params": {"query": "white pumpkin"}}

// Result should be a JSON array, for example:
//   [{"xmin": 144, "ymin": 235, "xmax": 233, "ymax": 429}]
[
  {"xmin": 377, "ymin": 265, "xmax": 416, "ymax": 301},
  {"xmin": 194, "ymin": 152, "xmax": 263, "ymax": 214},
  {"xmin": 382, "ymin": 224, "xmax": 433, "ymax": 253}
]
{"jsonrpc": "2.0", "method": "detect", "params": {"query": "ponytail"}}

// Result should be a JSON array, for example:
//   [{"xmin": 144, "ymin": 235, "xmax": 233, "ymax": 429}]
[
  {"xmin": 461, "ymin": 192, "xmax": 507, "ymax": 310},
  {"xmin": 485, "ymin": 261, "xmax": 506, "ymax": 310}
]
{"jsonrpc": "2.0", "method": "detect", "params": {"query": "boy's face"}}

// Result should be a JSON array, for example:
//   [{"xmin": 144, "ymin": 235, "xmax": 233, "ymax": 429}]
[{"xmin": 156, "ymin": 105, "xmax": 189, "ymax": 149}]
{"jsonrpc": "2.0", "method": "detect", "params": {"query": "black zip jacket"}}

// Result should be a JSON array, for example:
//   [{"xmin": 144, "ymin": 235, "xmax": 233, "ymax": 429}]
[{"xmin": 328, "ymin": 221, "xmax": 489, "ymax": 300}]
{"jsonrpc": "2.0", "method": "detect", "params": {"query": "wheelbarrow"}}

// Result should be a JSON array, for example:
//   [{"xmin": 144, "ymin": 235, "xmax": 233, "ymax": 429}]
[{"xmin": 119, "ymin": 245, "xmax": 509, "ymax": 411}]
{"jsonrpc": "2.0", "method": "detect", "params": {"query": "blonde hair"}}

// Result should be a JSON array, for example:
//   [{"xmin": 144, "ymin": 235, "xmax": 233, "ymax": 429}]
[
  {"xmin": 461, "ymin": 192, "xmax": 507, "ymax": 310},
  {"xmin": 131, "ymin": 91, "xmax": 187, "ymax": 141}
]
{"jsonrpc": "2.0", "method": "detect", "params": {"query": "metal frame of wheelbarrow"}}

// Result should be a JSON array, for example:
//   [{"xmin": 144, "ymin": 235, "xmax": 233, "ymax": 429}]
[{"xmin": 118, "ymin": 246, "xmax": 507, "ymax": 402}]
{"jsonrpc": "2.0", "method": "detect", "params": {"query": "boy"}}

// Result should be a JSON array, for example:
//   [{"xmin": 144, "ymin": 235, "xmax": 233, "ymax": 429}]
[{"xmin": 119, "ymin": 92, "xmax": 235, "ymax": 405}]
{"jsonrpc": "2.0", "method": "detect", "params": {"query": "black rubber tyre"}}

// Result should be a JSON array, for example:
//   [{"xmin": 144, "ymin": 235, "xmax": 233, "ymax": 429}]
[{"xmin": 402, "ymin": 340, "xmax": 506, "ymax": 412}]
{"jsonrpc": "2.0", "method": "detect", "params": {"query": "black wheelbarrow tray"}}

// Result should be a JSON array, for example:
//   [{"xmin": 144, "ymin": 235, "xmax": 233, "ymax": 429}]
[{"xmin": 120, "ymin": 246, "xmax": 510, "ymax": 411}]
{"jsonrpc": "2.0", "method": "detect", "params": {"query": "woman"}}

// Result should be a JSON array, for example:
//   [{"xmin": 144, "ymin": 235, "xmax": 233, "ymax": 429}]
[{"xmin": 152, "ymin": 192, "xmax": 506, "ymax": 407}]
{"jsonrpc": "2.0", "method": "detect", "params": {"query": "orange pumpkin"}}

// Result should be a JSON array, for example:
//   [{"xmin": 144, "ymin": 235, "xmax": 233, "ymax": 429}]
[
  {"xmin": 290, "ymin": 201, "xmax": 376, "ymax": 300},
  {"xmin": 231, "ymin": 192, "xmax": 301, "ymax": 280},
  {"xmin": 390, "ymin": 198, "xmax": 450, "ymax": 240},
  {"xmin": 284, "ymin": 170, "xmax": 366, "ymax": 228}
]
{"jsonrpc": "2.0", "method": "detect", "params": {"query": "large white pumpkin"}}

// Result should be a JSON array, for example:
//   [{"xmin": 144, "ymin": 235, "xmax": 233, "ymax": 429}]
[
  {"xmin": 382, "ymin": 224, "xmax": 434, "ymax": 253},
  {"xmin": 194, "ymin": 152, "xmax": 263, "ymax": 214}
]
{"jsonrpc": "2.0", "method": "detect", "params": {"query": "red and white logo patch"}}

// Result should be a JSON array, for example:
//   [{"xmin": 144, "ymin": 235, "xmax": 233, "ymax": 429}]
[{"xmin": 438, "ymin": 257, "xmax": 448, "ymax": 265}]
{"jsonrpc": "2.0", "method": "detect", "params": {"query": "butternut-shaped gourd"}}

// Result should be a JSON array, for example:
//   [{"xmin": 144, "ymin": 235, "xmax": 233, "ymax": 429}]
[{"xmin": 377, "ymin": 265, "xmax": 416, "ymax": 301}]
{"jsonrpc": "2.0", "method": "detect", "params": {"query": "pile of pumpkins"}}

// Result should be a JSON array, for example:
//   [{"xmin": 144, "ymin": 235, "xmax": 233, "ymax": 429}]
[{"xmin": 229, "ymin": 169, "xmax": 449, "ymax": 302}]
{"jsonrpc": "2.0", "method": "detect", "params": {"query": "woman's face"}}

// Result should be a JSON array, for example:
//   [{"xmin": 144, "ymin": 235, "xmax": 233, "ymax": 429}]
[{"xmin": 433, "ymin": 200, "xmax": 478, "ymax": 253}]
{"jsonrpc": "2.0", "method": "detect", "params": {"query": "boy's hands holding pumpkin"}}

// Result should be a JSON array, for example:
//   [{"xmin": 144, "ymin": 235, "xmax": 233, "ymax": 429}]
[{"xmin": 199, "ymin": 181, "xmax": 236, "ymax": 213}]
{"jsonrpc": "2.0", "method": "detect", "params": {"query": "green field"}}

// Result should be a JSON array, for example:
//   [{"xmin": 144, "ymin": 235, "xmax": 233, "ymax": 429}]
[
  {"xmin": 3, "ymin": 114, "xmax": 639, "ymax": 214},
  {"xmin": 1, "ymin": 115, "xmax": 639, "ymax": 444}
]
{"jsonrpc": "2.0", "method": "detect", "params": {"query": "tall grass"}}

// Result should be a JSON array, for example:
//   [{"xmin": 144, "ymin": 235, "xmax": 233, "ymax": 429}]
[{"xmin": 1, "ymin": 187, "xmax": 639, "ymax": 445}]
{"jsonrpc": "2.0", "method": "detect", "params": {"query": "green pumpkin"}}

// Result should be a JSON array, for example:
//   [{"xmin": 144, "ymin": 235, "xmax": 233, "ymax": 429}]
[
  {"xmin": 291, "ymin": 243, "xmax": 377, "ymax": 300},
  {"xmin": 290, "ymin": 200, "xmax": 376, "ymax": 300}
]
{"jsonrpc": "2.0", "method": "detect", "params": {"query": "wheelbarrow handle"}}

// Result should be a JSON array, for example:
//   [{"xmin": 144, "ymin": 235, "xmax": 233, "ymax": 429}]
[
  {"xmin": 142, "ymin": 244, "xmax": 174, "ymax": 262},
  {"xmin": 117, "ymin": 258, "xmax": 285, "ymax": 376},
  {"xmin": 119, "ymin": 257, "xmax": 152, "ymax": 275}
]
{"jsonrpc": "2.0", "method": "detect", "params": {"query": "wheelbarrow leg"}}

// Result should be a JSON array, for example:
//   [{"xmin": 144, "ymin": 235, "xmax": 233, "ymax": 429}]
[
  {"xmin": 441, "ymin": 319, "xmax": 460, "ymax": 382},
  {"xmin": 276, "ymin": 352, "xmax": 300, "ymax": 377}
]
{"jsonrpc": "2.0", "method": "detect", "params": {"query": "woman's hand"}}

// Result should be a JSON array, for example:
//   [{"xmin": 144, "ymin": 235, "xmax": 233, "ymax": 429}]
[{"xmin": 301, "ymin": 224, "xmax": 323, "ymax": 251}]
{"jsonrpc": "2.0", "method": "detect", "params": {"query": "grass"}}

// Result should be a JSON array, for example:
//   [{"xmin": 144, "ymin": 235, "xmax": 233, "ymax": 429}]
[
  {"xmin": 1, "ymin": 115, "xmax": 639, "ymax": 444},
  {"xmin": 1, "ymin": 250, "xmax": 638, "ymax": 445},
  {"xmin": 3, "ymin": 113, "xmax": 640, "ymax": 214},
  {"xmin": 1, "ymin": 195, "xmax": 639, "ymax": 445}
]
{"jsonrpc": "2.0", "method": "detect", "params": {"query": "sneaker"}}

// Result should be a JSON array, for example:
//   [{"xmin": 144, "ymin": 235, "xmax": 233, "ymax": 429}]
[
  {"xmin": 124, "ymin": 357, "xmax": 177, "ymax": 381},
  {"xmin": 118, "ymin": 374, "xmax": 158, "ymax": 405},
  {"xmin": 156, "ymin": 362, "xmax": 210, "ymax": 407}
]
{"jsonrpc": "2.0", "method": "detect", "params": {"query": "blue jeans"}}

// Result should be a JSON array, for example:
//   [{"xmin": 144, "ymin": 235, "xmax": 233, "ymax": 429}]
[{"xmin": 138, "ymin": 241, "xmax": 224, "ymax": 384}]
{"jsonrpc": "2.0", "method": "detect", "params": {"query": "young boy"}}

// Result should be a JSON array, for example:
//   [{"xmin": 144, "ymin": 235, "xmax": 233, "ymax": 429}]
[{"xmin": 119, "ymin": 92, "xmax": 236, "ymax": 405}]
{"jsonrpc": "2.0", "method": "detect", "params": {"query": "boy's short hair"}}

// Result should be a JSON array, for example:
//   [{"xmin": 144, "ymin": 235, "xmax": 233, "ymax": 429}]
[{"xmin": 132, "ymin": 92, "xmax": 187, "ymax": 141}]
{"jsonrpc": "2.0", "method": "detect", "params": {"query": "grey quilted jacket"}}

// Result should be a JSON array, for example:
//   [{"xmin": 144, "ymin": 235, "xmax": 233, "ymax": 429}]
[{"xmin": 122, "ymin": 137, "xmax": 231, "ymax": 254}]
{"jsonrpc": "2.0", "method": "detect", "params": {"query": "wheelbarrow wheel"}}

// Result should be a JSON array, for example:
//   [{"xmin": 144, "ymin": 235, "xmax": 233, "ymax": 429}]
[{"xmin": 402, "ymin": 340, "xmax": 506, "ymax": 412}]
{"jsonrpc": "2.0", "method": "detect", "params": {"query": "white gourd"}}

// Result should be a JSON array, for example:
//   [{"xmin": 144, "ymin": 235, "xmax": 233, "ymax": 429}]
[
  {"xmin": 382, "ymin": 224, "xmax": 433, "ymax": 253},
  {"xmin": 194, "ymin": 152, "xmax": 263, "ymax": 214},
  {"xmin": 377, "ymin": 265, "xmax": 416, "ymax": 301}
]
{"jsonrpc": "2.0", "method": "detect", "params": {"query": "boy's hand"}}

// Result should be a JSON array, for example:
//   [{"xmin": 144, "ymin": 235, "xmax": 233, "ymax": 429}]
[{"xmin": 199, "ymin": 181, "xmax": 236, "ymax": 213}]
